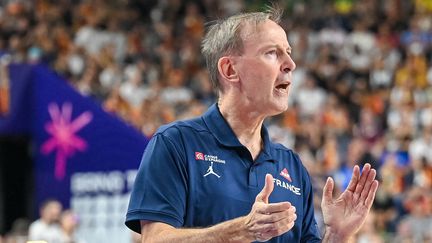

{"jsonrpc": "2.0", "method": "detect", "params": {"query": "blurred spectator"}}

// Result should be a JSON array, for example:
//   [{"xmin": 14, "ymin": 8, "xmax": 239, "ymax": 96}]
[
  {"xmin": 119, "ymin": 64, "xmax": 154, "ymax": 108},
  {"xmin": 342, "ymin": 19, "xmax": 376, "ymax": 78},
  {"xmin": 59, "ymin": 210, "xmax": 85, "ymax": 243},
  {"xmin": 103, "ymin": 85, "xmax": 132, "ymax": 121},
  {"xmin": 321, "ymin": 94, "xmax": 350, "ymax": 136},
  {"xmin": 160, "ymin": 68, "xmax": 193, "ymax": 106},
  {"xmin": 380, "ymin": 153, "xmax": 405, "ymax": 197},
  {"xmin": 409, "ymin": 127, "xmax": 432, "ymax": 165},
  {"xmin": 396, "ymin": 186, "xmax": 432, "ymax": 242},
  {"xmin": 400, "ymin": 15, "xmax": 432, "ymax": 56},
  {"xmin": 4, "ymin": 218, "xmax": 29, "ymax": 243},
  {"xmin": 356, "ymin": 107, "xmax": 383, "ymax": 145},
  {"xmin": 28, "ymin": 199, "xmax": 63, "ymax": 242},
  {"xmin": 294, "ymin": 74, "xmax": 327, "ymax": 118},
  {"xmin": 369, "ymin": 58, "xmax": 393, "ymax": 90}
]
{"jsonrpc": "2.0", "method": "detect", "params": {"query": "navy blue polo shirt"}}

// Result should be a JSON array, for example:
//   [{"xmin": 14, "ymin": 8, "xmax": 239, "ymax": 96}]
[{"xmin": 126, "ymin": 104, "xmax": 321, "ymax": 242}]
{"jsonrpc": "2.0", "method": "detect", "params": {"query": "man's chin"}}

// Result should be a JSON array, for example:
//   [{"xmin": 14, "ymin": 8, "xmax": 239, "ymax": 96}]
[{"xmin": 267, "ymin": 103, "xmax": 289, "ymax": 116}]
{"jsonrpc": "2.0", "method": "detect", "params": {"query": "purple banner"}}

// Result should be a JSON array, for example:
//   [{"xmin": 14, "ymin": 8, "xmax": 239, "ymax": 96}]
[{"xmin": 3, "ymin": 64, "xmax": 149, "ymax": 241}]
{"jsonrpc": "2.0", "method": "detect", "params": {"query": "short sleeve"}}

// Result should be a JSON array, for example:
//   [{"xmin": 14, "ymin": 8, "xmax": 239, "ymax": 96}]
[{"xmin": 125, "ymin": 131, "xmax": 188, "ymax": 233}]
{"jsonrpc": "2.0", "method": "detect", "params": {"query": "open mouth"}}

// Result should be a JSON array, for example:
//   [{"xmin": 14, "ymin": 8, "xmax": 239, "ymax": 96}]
[
  {"xmin": 276, "ymin": 83, "xmax": 289, "ymax": 90},
  {"xmin": 275, "ymin": 82, "xmax": 290, "ymax": 92}
]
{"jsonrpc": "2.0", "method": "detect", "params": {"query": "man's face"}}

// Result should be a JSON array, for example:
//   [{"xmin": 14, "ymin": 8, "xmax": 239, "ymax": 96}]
[
  {"xmin": 42, "ymin": 201, "xmax": 62, "ymax": 223},
  {"xmin": 232, "ymin": 19, "xmax": 296, "ymax": 115}
]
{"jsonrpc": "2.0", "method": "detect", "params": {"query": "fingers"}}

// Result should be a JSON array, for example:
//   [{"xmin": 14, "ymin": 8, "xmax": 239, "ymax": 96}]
[
  {"xmin": 346, "ymin": 165, "xmax": 360, "ymax": 193},
  {"xmin": 255, "ymin": 213, "xmax": 297, "ymax": 240},
  {"xmin": 359, "ymin": 167, "xmax": 377, "ymax": 202},
  {"xmin": 254, "ymin": 206, "xmax": 297, "ymax": 226},
  {"xmin": 255, "ymin": 202, "xmax": 291, "ymax": 214},
  {"xmin": 365, "ymin": 180, "xmax": 379, "ymax": 207},
  {"xmin": 352, "ymin": 163, "xmax": 371, "ymax": 201},
  {"xmin": 249, "ymin": 203, "xmax": 297, "ymax": 241},
  {"xmin": 256, "ymin": 174, "xmax": 274, "ymax": 203},
  {"xmin": 322, "ymin": 177, "xmax": 334, "ymax": 205},
  {"xmin": 351, "ymin": 163, "xmax": 379, "ymax": 207}
]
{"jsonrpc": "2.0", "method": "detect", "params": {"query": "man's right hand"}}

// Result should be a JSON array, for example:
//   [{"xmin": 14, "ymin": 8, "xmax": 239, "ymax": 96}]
[
  {"xmin": 139, "ymin": 174, "xmax": 297, "ymax": 243},
  {"xmin": 243, "ymin": 174, "xmax": 297, "ymax": 242}
]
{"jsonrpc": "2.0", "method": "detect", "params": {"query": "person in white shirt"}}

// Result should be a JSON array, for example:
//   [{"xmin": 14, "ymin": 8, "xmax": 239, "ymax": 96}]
[{"xmin": 28, "ymin": 199, "xmax": 63, "ymax": 243}]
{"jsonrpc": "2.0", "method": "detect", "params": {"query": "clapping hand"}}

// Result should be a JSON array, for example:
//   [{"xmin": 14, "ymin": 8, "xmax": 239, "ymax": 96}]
[{"xmin": 321, "ymin": 163, "xmax": 379, "ymax": 242}]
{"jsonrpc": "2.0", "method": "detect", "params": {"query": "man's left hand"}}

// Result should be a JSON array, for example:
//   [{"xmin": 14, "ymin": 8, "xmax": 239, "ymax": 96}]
[{"xmin": 321, "ymin": 163, "xmax": 379, "ymax": 242}]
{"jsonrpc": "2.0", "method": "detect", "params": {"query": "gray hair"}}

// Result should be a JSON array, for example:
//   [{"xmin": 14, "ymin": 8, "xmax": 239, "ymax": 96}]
[{"xmin": 201, "ymin": 7, "xmax": 283, "ymax": 92}]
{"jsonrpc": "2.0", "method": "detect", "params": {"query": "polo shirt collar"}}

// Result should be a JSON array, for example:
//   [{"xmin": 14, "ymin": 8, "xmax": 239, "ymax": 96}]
[
  {"xmin": 260, "ymin": 124, "xmax": 277, "ymax": 162},
  {"xmin": 202, "ymin": 104, "xmax": 276, "ymax": 162}
]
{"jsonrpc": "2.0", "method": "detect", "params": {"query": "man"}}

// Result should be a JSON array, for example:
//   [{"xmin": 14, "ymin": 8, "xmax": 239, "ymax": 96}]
[
  {"xmin": 126, "ymin": 7, "xmax": 379, "ymax": 242},
  {"xmin": 28, "ymin": 199, "xmax": 63, "ymax": 242}
]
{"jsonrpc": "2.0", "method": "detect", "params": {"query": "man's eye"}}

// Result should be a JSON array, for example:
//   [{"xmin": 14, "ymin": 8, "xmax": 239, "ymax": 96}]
[{"xmin": 267, "ymin": 50, "xmax": 277, "ymax": 56}]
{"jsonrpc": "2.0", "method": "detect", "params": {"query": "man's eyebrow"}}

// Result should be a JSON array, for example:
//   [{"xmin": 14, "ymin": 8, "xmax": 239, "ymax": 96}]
[
  {"xmin": 277, "ymin": 44, "xmax": 293, "ymax": 53},
  {"xmin": 261, "ymin": 44, "xmax": 292, "ymax": 53}
]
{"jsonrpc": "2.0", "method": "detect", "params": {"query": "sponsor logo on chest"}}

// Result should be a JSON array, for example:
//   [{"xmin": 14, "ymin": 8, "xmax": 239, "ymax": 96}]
[
  {"xmin": 274, "ymin": 168, "xmax": 301, "ymax": 196},
  {"xmin": 195, "ymin": 152, "xmax": 225, "ymax": 178}
]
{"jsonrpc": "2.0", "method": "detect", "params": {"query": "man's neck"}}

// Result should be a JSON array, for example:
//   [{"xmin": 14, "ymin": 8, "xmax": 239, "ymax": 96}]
[{"xmin": 218, "ymin": 99, "xmax": 265, "ymax": 160}]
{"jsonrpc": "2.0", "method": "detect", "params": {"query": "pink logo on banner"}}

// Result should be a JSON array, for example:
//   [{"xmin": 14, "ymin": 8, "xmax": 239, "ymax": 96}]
[{"xmin": 40, "ymin": 102, "xmax": 93, "ymax": 180}]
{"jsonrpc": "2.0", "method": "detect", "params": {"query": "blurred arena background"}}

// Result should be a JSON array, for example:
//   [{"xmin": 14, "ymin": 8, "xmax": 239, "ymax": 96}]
[{"xmin": 0, "ymin": 0, "xmax": 432, "ymax": 242}]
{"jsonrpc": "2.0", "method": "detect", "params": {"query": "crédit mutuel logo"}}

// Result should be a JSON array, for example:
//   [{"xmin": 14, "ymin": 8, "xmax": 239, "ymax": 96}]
[
  {"xmin": 195, "ymin": 152, "xmax": 225, "ymax": 178},
  {"xmin": 274, "ymin": 168, "xmax": 301, "ymax": 196}
]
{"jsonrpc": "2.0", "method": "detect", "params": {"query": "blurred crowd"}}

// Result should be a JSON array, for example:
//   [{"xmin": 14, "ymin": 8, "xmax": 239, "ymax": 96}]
[
  {"xmin": 1, "ymin": 0, "xmax": 432, "ymax": 242},
  {"xmin": 2, "ymin": 199, "xmax": 83, "ymax": 243}
]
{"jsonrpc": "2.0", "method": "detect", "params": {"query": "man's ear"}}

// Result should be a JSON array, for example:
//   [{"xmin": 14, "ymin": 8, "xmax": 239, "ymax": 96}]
[{"xmin": 217, "ymin": 56, "xmax": 239, "ymax": 83}]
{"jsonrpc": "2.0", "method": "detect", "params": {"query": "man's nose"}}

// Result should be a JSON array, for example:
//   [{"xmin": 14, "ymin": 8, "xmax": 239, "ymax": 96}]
[{"xmin": 281, "ymin": 55, "xmax": 296, "ymax": 73}]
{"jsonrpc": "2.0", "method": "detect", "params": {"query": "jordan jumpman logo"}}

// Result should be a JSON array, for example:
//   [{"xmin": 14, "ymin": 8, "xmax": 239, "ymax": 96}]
[{"xmin": 204, "ymin": 162, "xmax": 220, "ymax": 178}]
